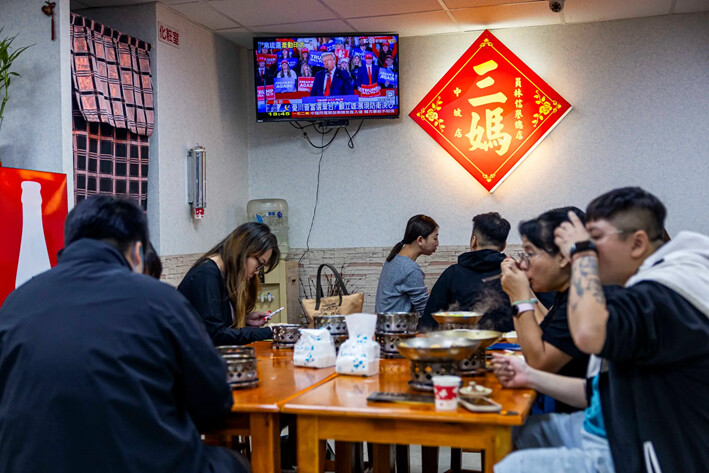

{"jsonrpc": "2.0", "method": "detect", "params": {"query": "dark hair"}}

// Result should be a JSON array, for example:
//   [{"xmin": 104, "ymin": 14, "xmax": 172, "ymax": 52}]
[
  {"xmin": 586, "ymin": 187, "xmax": 666, "ymax": 242},
  {"xmin": 472, "ymin": 212, "xmax": 510, "ymax": 250},
  {"xmin": 519, "ymin": 206, "xmax": 586, "ymax": 255},
  {"xmin": 64, "ymin": 195, "xmax": 148, "ymax": 253},
  {"xmin": 143, "ymin": 241, "xmax": 162, "ymax": 279},
  {"xmin": 192, "ymin": 222, "xmax": 280, "ymax": 327},
  {"xmin": 386, "ymin": 214, "xmax": 438, "ymax": 262}
]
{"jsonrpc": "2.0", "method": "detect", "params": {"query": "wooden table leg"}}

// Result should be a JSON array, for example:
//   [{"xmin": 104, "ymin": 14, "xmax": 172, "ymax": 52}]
[
  {"xmin": 297, "ymin": 415, "xmax": 326, "ymax": 473},
  {"xmin": 249, "ymin": 413, "xmax": 280, "ymax": 473},
  {"xmin": 371, "ymin": 444, "xmax": 393, "ymax": 473},
  {"xmin": 484, "ymin": 427, "xmax": 512, "ymax": 473}
]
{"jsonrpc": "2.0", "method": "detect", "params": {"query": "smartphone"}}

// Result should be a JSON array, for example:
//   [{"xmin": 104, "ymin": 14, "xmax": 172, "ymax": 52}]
[
  {"xmin": 458, "ymin": 397, "xmax": 502, "ymax": 413},
  {"xmin": 367, "ymin": 392, "xmax": 435, "ymax": 404},
  {"xmin": 264, "ymin": 307, "xmax": 285, "ymax": 321}
]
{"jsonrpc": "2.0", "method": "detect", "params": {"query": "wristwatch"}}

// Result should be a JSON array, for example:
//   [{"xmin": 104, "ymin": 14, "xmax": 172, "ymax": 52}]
[{"xmin": 569, "ymin": 240, "xmax": 597, "ymax": 259}]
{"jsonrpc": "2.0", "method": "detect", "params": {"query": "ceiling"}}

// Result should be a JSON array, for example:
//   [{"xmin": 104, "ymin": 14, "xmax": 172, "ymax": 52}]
[{"xmin": 69, "ymin": 0, "xmax": 709, "ymax": 49}]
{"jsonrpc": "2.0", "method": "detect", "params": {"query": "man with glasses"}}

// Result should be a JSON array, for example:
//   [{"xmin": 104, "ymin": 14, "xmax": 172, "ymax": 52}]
[{"xmin": 554, "ymin": 187, "xmax": 709, "ymax": 473}]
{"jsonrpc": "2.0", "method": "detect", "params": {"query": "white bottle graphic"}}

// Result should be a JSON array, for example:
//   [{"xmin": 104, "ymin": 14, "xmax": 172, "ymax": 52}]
[{"xmin": 15, "ymin": 181, "xmax": 51, "ymax": 288}]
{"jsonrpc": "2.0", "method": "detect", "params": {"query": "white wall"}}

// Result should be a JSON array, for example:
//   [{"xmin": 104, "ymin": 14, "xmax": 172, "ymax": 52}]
[
  {"xmin": 154, "ymin": 3, "xmax": 250, "ymax": 256},
  {"xmin": 72, "ymin": 3, "xmax": 251, "ymax": 256},
  {"xmin": 0, "ymin": 0, "xmax": 73, "ymax": 199},
  {"xmin": 249, "ymin": 13, "xmax": 709, "ymax": 248}
]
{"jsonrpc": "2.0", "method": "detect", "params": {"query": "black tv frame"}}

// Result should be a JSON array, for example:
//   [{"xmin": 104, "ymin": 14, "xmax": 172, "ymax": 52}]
[{"xmin": 252, "ymin": 33, "xmax": 401, "ymax": 123}]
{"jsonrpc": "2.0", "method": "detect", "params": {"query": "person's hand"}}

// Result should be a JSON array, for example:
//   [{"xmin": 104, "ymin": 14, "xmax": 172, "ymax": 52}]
[
  {"xmin": 554, "ymin": 211, "xmax": 591, "ymax": 260},
  {"xmin": 500, "ymin": 257, "xmax": 533, "ymax": 302},
  {"xmin": 246, "ymin": 311, "xmax": 269, "ymax": 327},
  {"xmin": 491, "ymin": 353, "xmax": 531, "ymax": 389}
]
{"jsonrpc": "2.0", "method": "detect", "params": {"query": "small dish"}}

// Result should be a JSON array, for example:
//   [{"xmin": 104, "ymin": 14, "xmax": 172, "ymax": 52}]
[{"xmin": 459, "ymin": 382, "xmax": 493, "ymax": 400}]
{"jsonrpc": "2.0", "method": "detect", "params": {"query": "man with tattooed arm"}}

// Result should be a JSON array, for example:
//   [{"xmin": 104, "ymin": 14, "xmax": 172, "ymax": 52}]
[{"xmin": 553, "ymin": 187, "xmax": 709, "ymax": 473}]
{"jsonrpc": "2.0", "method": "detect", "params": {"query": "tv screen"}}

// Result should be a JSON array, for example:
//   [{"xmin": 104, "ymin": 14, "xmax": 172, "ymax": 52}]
[{"xmin": 253, "ymin": 34, "xmax": 400, "ymax": 122}]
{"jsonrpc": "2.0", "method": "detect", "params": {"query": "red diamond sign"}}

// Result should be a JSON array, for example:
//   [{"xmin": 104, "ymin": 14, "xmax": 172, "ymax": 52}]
[{"xmin": 410, "ymin": 30, "xmax": 571, "ymax": 192}]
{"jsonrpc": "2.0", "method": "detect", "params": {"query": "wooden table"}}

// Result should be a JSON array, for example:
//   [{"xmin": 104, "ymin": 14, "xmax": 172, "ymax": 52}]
[
  {"xmin": 282, "ymin": 358, "xmax": 535, "ymax": 473},
  {"xmin": 206, "ymin": 341, "xmax": 336, "ymax": 473}
]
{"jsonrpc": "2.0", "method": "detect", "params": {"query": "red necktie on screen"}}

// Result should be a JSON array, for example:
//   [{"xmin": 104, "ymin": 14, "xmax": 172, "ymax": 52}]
[
  {"xmin": 325, "ymin": 72, "xmax": 331, "ymax": 96},
  {"xmin": 368, "ymin": 66, "xmax": 372, "ymax": 85}
]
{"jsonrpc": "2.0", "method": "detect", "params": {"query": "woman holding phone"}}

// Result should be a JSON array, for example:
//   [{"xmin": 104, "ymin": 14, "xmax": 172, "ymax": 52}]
[
  {"xmin": 178, "ymin": 222, "xmax": 280, "ymax": 345},
  {"xmin": 375, "ymin": 214, "xmax": 439, "ymax": 315}
]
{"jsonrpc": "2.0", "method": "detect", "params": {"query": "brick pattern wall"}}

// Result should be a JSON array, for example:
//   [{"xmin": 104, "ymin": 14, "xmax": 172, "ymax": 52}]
[{"xmin": 161, "ymin": 244, "xmax": 523, "ymax": 317}]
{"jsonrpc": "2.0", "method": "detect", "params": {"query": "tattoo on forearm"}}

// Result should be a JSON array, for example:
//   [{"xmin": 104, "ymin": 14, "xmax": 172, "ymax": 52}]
[{"xmin": 572, "ymin": 256, "xmax": 605, "ymax": 305}]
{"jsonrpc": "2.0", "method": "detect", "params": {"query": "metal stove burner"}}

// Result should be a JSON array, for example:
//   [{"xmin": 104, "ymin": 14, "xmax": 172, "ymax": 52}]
[
  {"xmin": 376, "ymin": 331, "xmax": 417, "ymax": 353},
  {"xmin": 224, "ymin": 355, "xmax": 258, "ymax": 386},
  {"xmin": 408, "ymin": 359, "xmax": 457, "ymax": 391},
  {"xmin": 230, "ymin": 378, "xmax": 260, "ymax": 389},
  {"xmin": 456, "ymin": 348, "xmax": 488, "ymax": 376}
]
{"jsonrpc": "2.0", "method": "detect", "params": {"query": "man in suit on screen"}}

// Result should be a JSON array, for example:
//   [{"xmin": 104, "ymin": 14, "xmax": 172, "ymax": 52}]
[
  {"xmin": 310, "ymin": 52, "xmax": 353, "ymax": 96},
  {"xmin": 356, "ymin": 52, "xmax": 380, "ymax": 92}
]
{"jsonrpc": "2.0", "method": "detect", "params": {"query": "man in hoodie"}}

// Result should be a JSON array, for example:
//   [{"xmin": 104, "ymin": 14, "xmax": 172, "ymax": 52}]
[
  {"xmin": 554, "ymin": 187, "xmax": 709, "ymax": 473},
  {"xmin": 421, "ymin": 212, "xmax": 513, "ymax": 331}
]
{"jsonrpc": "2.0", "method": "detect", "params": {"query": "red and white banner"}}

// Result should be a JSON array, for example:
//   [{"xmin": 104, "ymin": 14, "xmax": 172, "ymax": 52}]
[
  {"xmin": 298, "ymin": 77, "xmax": 315, "ymax": 92},
  {"xmin": 359, "ymin": 84, "xmax": 381, "ymax": 96}
]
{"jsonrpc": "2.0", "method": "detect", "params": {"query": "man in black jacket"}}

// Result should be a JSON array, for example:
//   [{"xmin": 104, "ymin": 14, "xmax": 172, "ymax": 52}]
[
  {"xmin": 0, "ymin": 196, "xmax": 249, "ymax": 473},
  {"xmin": 421, "ymin": 212, "xmax": 513, "ymax": 331},
  {"xmin": 554, "ymin": 187, "xmax": 709, "ymax": 473}
]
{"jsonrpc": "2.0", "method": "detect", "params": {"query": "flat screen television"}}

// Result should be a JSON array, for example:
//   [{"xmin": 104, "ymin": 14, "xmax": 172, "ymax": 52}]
[{"xmin": 253, "ymin": 34, "xmax": 400, "ymax": 123}]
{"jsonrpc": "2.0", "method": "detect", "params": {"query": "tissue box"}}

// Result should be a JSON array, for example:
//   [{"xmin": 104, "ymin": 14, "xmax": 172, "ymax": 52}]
[
  {"xmin": 336, "ymin": 334, "xmax": 380, "ymax": 377},
  {"xmin": 294, "ymin": 328, "xmax": 336, "ymax": 368}
]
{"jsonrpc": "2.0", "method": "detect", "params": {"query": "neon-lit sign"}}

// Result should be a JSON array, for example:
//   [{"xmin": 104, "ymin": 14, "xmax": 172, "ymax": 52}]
[{"xmin": 410, "ymin": 30, "xmax": 571, "ymax": 192}]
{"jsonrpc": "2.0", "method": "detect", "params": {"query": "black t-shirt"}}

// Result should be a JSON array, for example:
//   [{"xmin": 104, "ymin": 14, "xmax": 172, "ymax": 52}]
[
  {"xmin": 600, "ymin": 281, "xmax": 709, "ymax": 473},
  {"xmin": 540, "ymin": 290, "xmax": 589, "ymax": 380}
]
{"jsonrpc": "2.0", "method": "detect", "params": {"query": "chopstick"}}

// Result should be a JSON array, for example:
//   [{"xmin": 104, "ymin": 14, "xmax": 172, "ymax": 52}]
[{"xmin": 481, "ymin": 273, "xmax": 502, "ymax": 283}]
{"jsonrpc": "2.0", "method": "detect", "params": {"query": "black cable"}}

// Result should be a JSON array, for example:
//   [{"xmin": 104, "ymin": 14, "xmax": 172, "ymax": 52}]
[
  {"xmin": 299, "ymin": 130, "xmax": 326, "ymax": 265},
  {"xmin": 345, "ymin": 120, "xmax": 364, "ymax": 149},
  {"xmin": 302, "ymin": 127, "xmax": 339, "ymax": 149}
]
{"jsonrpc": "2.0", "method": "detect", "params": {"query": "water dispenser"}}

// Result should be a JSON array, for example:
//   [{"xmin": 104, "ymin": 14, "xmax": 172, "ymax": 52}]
[{"xmin": 247, "ymin": 199, "xmax": 289, "ymax": 259}]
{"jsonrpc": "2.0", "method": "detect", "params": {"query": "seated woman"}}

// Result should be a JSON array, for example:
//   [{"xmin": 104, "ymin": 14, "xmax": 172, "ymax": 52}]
[
  {"xmin": 375, "ymin": 214, "xmax": 439, "ymax": 315},
  {"xmin": 178, "ymin": 222, "xmax": 280, "ymax": 346},
  {"xmin": 501, "ymin": 208, "xmax": 590, "ymax": 396}
]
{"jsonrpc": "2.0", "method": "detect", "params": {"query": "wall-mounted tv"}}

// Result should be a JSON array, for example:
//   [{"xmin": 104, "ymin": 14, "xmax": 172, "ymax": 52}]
[{"xmin": 253, "ymin": 34, "xmax": 400, "ymax": 123}]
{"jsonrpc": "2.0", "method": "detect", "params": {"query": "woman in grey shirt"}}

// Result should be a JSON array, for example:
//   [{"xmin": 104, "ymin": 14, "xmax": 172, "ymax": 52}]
[{"xmin": 375, "ymin": 214, "xmax": 439, "ymax": 314}]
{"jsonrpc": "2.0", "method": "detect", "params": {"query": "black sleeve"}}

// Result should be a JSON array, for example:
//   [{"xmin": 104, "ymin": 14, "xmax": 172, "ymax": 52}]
[
  {"xmin": 166, "ymin": 293, "xmax": 233, "ymax": 431},
  {"xmin": 601, "ymin": 282, "xmax": 709, "ymax": 366},
  {"xmin": 421, "ymin": 267, "xmax": 454, "ymax": 329},
  {"xmin": 178, "ymin": 262, "xmax": 273, "ymax": 346}
]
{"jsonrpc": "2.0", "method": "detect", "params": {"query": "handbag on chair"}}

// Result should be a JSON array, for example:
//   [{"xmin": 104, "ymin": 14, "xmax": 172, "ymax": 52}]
[{"xmin": 301, "ymin": 263, "xmax": 364, "ymax": 324}]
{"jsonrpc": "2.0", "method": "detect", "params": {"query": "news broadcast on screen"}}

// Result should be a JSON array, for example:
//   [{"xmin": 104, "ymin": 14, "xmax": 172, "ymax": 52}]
[{"xmin": 253, "ymin": 35, "xmax": 400, "ymax": 122}]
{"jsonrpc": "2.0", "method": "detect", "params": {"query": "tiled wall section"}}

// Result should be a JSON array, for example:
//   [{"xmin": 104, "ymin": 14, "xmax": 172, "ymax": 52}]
[{"xmin": 162, "ymin": 244, "xmax": 523, "ymax": 316}]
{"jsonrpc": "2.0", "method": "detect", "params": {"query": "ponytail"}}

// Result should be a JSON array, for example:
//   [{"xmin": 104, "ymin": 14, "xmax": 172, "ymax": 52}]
[{"xmin": 386, "ymin": 241, "xmax": 405, "ymax": 262}]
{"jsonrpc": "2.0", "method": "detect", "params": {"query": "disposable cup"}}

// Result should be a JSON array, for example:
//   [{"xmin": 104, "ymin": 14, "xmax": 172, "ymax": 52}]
[{"xmin": 432, "ymin": 375, "xmax": 461, "ymax": 411}]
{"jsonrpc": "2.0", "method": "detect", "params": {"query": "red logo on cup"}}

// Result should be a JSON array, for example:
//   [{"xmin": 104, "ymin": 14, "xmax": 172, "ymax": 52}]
[{"xmin": 434, "ymin": 385, "xmax": 458, "ymax": 400}]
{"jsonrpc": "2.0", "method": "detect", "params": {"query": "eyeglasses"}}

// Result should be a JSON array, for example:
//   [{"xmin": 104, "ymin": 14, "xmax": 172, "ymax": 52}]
[{"xmin": 254, "ymin": 257, "xmax": 267, "ymax": 273}]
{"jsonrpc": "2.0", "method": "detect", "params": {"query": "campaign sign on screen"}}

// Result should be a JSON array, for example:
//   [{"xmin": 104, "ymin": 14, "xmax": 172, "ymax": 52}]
[
  {"xmin": 257, "ymin": 86, "xmax": 265, "ymax": 102},
  {"xmin": 265, "ymin": 85, "xmax": 275, "ymax": 101},
  {"xmin": 378, "ymin": 69, "xmax": 398, "ymax": 87},
  {"xmin": 351, "ymin": 48, "xmax": 366, "ymax": 59},
  {"xmin": 298, "ymin": 77, "xmax": 315, "ymax": 92},
  {"xmin": 359, "ymin": 84, "xmax": 381, "ymax": 96},
  {"xmin": 335, "ymin": 48, "xmax": 349, "ymax": 61},
  {"xmin": 322, "ymin": 41, "xmax": 336, "ymax": 52},
  {"xmin": 274, "ymin": 77, "xmax": 296, "ymax": 93},
  {"xmin": 308, "ymin": 51, "xmax": 324, "ymax": 67},
  {"xmin": 264, "ymin": 54, "xmax": 277, "ymax": 67}
]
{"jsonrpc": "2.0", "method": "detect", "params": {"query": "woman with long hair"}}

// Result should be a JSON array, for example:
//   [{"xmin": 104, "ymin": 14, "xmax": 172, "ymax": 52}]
[
  {"xmin": 375, "ymin": 214, "xmax": 439, "ymax": 315},
  {"xmin": 178, "ymin": 222, "xmax": 280, "ymax": 345},
  {"xmin": 299, "ymin": 63, "xmax": 313, "ymax": 77}
]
